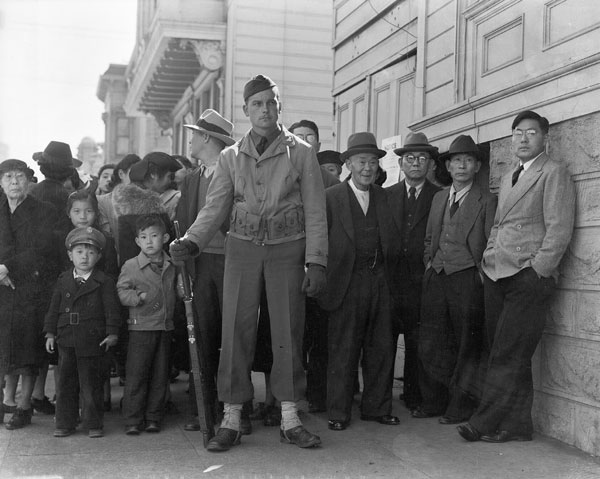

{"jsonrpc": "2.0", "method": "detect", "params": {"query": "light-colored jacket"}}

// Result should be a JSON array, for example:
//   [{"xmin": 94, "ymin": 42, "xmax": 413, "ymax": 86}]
[
  {"xmin": 117, "ymin": 251, "xmax": 176, "ymax": 331},
  {"xmin": 185, "ymin": 126, "xmax": 328, "ymax": 267},
  {"xmin": 482, "ymin": 153, "xmax": 576, "ymax": 281}
]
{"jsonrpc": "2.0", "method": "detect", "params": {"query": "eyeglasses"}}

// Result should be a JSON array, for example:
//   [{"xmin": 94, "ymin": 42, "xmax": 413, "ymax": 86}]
[
  {"xmin": 295, "ymin": 133, "xmax": 317, "ymax": 143},
  {"xmin": 402, "ymin": 155, "xmax": 430, "ymax": 164},
  {"xmin": 512, "ymin": 129, "xmax": 539, "ymax": 139}
]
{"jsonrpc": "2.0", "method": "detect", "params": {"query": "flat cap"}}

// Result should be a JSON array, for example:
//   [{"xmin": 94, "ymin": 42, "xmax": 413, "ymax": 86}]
[{"xmin": 65, "ymin": 226, "xmax": 106, "ymax": 251}]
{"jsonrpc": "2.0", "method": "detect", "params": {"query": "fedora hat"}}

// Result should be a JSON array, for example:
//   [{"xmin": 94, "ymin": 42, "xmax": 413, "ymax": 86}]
[
  {"xmin": 129, "ymin": 152, "xmax": 182, "ymax": 183},
  {"xmin": 340, "ymin": 132, "xmax": 386, "ymax": 161},
  {"xmin": 394, "ymin": 132, "xmax": 438, "ymax": 158},
  {"xmin": 439, "ymin": 135, "xmax": 481, "ymax": 162},
  {"xmin": 184, "ymin": 109, "xmax": 235, "ymax": 146},
  {"xmin": 36, "ymin": 141, "xmax": 82, "ymax": 168}
]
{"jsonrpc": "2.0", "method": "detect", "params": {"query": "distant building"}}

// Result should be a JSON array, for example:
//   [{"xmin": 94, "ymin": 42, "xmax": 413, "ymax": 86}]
[
  {"xmin": 76, "ymin": 137, "xmax": 104, "ymax": 176},
  {"xmin": 97, "ymin": 0, "xmax": 334, "ymax": 158},
  {"xmin": 332, "ymin": 0, "xmax": 600, "ymax": 456}
]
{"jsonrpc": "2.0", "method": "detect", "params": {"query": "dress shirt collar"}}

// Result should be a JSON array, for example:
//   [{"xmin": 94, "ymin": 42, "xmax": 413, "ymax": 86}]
[{"xmin": 449, "ymin": 181, "xmax": 473, "ymax": 205}]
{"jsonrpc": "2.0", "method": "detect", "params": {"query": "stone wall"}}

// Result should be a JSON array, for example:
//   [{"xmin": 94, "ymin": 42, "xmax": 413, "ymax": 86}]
[{"xmin": 489, "ymin": 111, "xmax": 600, "ymax": 456}]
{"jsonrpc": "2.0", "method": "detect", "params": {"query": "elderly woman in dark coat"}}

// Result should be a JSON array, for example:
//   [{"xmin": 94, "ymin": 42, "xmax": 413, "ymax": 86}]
[{"xmin": 0, "ymin": 159, "xmax": 58, "ymax": 429}]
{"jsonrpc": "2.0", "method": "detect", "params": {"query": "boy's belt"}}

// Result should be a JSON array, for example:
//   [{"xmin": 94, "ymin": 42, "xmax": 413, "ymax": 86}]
[{"xmin": 69, "ymin": 313, "xmax": 80, "ymax": 325}]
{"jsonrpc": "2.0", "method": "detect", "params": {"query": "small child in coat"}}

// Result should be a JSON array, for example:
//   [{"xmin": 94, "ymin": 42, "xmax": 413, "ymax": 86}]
[
  {"xmin": 44, "ymin": 227, "xmax": 121, "ymax": 438},
  {"xmin": 117, "ymin": 214, "xmax": 177, "ymax": 435}
]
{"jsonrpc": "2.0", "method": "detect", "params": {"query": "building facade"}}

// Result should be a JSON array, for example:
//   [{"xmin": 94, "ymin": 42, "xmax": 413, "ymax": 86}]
[
  {"xmin": 332, "ymin": 0, "xmax": 600, "ymax": 455},
  {"xmin": 97, "ymin": 0, "xmax": 334, "ymax": 162}
]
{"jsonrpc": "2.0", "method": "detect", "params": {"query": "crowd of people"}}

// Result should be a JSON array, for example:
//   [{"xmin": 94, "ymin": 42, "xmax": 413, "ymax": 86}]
[{"xmin": 0, "ymin": 74, "xmax": 576, "ymax": 452}]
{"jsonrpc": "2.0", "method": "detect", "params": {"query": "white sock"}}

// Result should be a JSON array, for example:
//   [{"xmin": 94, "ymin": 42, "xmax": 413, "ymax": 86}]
[
  {"xmin": 280, "ymin": 401, "xmax": 302, "ymax": 430},
  {"xmin": 220, "ymin": 403, "xmax": 242, "ymax": 431}
]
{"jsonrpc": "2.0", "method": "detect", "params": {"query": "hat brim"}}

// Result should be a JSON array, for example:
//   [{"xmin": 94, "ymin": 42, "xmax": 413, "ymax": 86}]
[
  {"xmin": 340, "ymin": 147, "xmax": 387, "ymax": 162},
  {"xmin": 40, "ymin": 151, "xmax": 82, "ymax": 168},
  {"xmin": 394, "ymin": 144, "xmax": 439, "ymax": 157},
  {"xmin": 184, "ymin": 125, "xmax": 236, "ymax": 146},
  {"xmin": 439, "ymin": 150, "xmax": 482, "ymax": 162}
]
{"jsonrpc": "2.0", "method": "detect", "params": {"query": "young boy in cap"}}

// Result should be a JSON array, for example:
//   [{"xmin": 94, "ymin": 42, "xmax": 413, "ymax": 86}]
[
  {"xmin": 117, "ymin": 215, "xmax": 177, "ymax": 435},
  {"xmin": 44, "ymin": 226, "xmax": 121, "ymax": 438}
]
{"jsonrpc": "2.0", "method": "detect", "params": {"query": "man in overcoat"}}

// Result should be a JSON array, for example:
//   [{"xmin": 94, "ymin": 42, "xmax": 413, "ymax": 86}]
[{"xmin": 386, "ymin": 132, "xmax": 441, "ymax": 413}]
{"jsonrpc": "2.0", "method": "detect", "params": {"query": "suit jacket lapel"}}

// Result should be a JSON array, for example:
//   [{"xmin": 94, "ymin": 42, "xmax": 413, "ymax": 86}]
[
  {"xmin": 339, "ymin": 184, "xmax": 355, "ymax": 243},
  {"xmin": 458, "ymin": 184, "xmax": 483, "ymax": 242},
  {"xmin": 430, "ymin": 189, "xmax": 449, "ymax": 255},
  {"xmin": 413, "ymin": 180, "xmax": 435, "ymax": 229},
  {"xmin": 498, "ymin": 154, "xmax": 547, "ymax": 222},
  {"xmin": 390, "ymin": 181, "xmax": 406, "ymax": 233},
  {"xmin": 73, "ymin": 271, "xmax": 100, "ymax": 301}
]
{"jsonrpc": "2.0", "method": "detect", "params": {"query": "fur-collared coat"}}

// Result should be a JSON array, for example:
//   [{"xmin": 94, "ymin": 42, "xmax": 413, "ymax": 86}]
[
  {"xmin": 0, "ymin": 195, "xmax": 58, "ymax": 371},
  {"xmin": 111, "ymin": 183, "xmax": 173, "ymax": 266}
]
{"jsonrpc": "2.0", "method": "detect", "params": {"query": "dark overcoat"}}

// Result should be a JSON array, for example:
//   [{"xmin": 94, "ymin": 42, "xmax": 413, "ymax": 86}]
[{"xmin": 0, "ymin": 194, "xmax": 58, "ymax": 371}]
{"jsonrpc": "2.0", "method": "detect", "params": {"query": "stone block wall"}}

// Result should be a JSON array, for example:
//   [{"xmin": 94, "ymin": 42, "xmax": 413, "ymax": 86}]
[{"xmin": 489, "ymin": 111, "xmax": 600, "ymax": 456}]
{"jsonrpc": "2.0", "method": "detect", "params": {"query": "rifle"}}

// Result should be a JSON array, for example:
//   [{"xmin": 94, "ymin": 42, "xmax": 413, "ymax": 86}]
[{"xmin": 173, "ymin": 221, "xmax": 215, "ymax": 447}]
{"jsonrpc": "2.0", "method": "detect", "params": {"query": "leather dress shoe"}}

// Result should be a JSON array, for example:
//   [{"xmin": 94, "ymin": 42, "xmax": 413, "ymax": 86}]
[
  {"xmin": 481, "ymin": 430, "xmax": 532, "ymax": 443},
  {"xmin": 360, "ymin": 414, "xmax": 400, "ymax": 425},
  {"xmin": 207, "ymin": 427, "xmax": 241, "ymax": 452},
  {"xmin": 54, "ymin": 428, "xmax": 76, "ymax": 437},
  {"xmin": 145, "ymin": 421, "xmax": 161, "ymax": 433},
  {"xmin": 457, "ymin": 423, "xmax": 481, "ymax": 442},
  {"xmin": 5, "ymin": 408, "xmax": 33, "ymax": 430},
  {"xmin": 280, "ymin": 425, "xmax": 321, "ymax": 448},
  {"xmin": 184, "ymin": 417, "xmax": 201, "ymax": 431},
  {"xmin": 439, "ymin": 415, "xmax": 468, "ymax": 425},
  {"xmin": 88, "ymin": 428, "xmax": 104, "ymax": 438},
  {"xmin": 328, "ymin": 419, "xmax": 348, "ymax": 431},
  {"xmin": 240, "ymin": 417, "xmax": 253, "ymax": 435},
  {"xmin": 410, "ymin": 407, "xmax": 440, "ymax": 419},
  {"xmin": 125, "ymin": 424, "xmax": 143, "ymax": 435}
]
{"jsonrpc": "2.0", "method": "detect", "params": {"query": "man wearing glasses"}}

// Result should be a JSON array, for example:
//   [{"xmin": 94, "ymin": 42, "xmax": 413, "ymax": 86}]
[
  {"xmin": 458, "ymin": 110, "xmax": 576, "ymax": 443},
  {"xmin": 386, "ymin": 132, "xmax": 441, "ymax": 415}
]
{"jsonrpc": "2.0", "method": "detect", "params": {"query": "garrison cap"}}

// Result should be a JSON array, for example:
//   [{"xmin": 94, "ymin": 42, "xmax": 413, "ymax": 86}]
[
  {"xmin": 65, "ymin": 226, "xmax": 106, "ymax": 251},
  {"xmin": 243, "ymin": 74, "xmax": 277, "ymax": 101}
]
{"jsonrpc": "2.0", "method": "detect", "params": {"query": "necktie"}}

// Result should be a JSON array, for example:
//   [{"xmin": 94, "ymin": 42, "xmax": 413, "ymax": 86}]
[
  {"xmin": 407, "ymin": 186, "xmax": 416, "ymax": 210},
  {"xmin": 256, "ymin": 136, "xmax": 268, "ymax": 156},
  {"xmin": 449, "ymin": 191, "xmax": 459, "ymax": 218},
  {"xmin": 512, "ymin": 164, "xmax": 524, "ymax": 187},
  {"xmin": 75, "ymin": 277, "xmax": 86, "ymax": 286}
]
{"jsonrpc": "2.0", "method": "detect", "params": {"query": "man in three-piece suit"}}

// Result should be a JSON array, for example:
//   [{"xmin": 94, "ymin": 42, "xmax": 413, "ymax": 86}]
[
  {"xmin": 458, "ymin": 110, "xmax": 576, "ymax": 443},
  {"xmin": 417, "ymin": 135, "xmax": 497, "ymax": 424},
  {"xmin": 386, "ymin": 132, "xmax": 441, "ymax": 413},
  {"xmin": 319, "ymin": 132, "xmax": 401, "ymax": 431}
]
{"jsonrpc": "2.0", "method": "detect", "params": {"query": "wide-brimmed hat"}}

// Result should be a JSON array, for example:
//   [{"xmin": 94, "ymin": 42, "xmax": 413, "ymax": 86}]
[
  {"xmin": 129, "ymin": 152, "xmax": 182, "ymax": 183},
  {"xmin": 35, "ymin": 141, "xmax": 82, "ymax": 168},
  {"xmin": 317, "ymin": 150, "xmax": 342, "ymax": 167},
  {"xmin": 439, "ymin": 135, "xmax": 481, "ymax": 162},
  {"xmin": 184, "ymin": 109, "xmax": 235, "ymax": 146},
  {"xmin": 340, "ymin": 132, "xmax": 386, "ymax": 161},
  {"xmin": 394, "ymin": 132, "xmax": 438, "ymax": 158}
]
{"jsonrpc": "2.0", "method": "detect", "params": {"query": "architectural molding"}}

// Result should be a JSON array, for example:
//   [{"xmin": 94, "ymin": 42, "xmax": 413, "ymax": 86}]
[{"xmin": 184, "ymin": 40, "xmax": 225, "ymax": 71}]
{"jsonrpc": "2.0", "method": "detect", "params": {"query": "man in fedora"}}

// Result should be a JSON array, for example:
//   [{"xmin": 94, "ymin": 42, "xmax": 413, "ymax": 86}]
[
  {"xmin": 386, "ymin": 132, "xmax": 441, "ymax": 415},
  {"xmin": 417, "ymin": 135, "xmax": 497, "ymax": 424},
  {"xmin": 170, "ymin": 74, "xmax": 327, "ymax": 451},
  {"xmin": 175, "ymin": 109, "xmax": 240, "ymax": 432},
  {"xmin": 318, "ymin": 132, "xmax": 400, "ymax": 431},
  {"xmin": 458, "ymin": 110, "xmax": 575, "ymax": 443}
]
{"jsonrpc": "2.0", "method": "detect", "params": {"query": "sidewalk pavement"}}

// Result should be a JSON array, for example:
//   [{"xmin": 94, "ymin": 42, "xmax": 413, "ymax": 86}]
[{"xmin": 1, "ymin": 372, "xmax": 599, "ymax": 479}]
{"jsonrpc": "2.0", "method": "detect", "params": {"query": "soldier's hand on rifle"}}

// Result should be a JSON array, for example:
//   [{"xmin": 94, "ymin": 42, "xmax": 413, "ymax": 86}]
[
  {"xmin": 302, "ymin": 263, "xmax": 326, "ymax": 298},
  {"xmin": 169, "ymin": 239, "xmax": 198, "ymax": 263}
]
